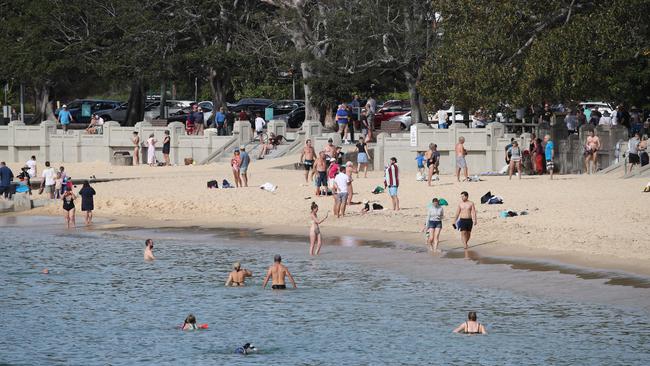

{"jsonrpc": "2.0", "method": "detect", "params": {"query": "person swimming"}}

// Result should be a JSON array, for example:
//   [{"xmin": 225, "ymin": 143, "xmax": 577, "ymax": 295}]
[
  {"xmin": 144, "ymin": 239, "xmax": 155, "ymax": 261},
  {"xmin": 182, "ymin": 314, "xmax": 198, "ymax": 331},
  {"xmin": 235, "ymin": 343, "xmax": 257, "ymax": 355},
  {"xmin": 453, "ymin": 311, "xmax": 487, "ymax": 335},
  {"xmin": 225, "ymin": 262, "xmax": 253, "ymax": 286},
  {"xmin": 262, "ymin": 255, "xmax": 297, "ymax": 289}
]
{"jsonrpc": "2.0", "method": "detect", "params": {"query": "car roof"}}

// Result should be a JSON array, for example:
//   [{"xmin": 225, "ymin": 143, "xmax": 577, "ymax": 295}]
[
  {"xmin": 237, "ymin": 98, "xmax": 273, "ymax": 105},
  {"xmin": 67, "ymin": 99, "xmax": 122, "ymax": 104}
]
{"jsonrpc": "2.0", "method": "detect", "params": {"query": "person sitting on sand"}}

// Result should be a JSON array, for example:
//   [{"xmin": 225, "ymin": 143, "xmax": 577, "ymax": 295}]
[
  {"xmin": 144, "ymin": 239, "xmax": 155, "ymax": 261},
  {"xmin": 453, "ymin": 311, "xmax": 487, "ymax": 335},
  {"xmin": 225, "ymin": 262, "xmax": 252, "ymax": 286},
  {"xmin": 309, "ymin": 202, "xmax": 328, "ymax": 256},
  {"xmin": 182, "ymin": 314, "xmax": 199, "ymax": 331},
  {"xmin": 262, "ymin": 255, "xmax": 297, "ymax": 289}
]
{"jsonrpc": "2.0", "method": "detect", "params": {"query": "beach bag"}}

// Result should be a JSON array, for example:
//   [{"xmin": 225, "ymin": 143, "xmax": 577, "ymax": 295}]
[
  {"xmin": 372, "ymin": 203, "xmax": 383, "ymax": 210},
  {"xmin": 372, "ymin": 186, "xmax": 384, "ymax": 194},
  {"xmin": 480, "ymin": 191, "xmax": 492, "ymax": 204},
  {"xmin": 207, "ymin": 180, "xmax": 218, "ymax": 189},
  {"xmin": 487, "ymin": 196, "xmax": 503, "ymax": 204},
  {"xmin": 222, "ymin": 179, "xmax": 232, "ymax": 188}
]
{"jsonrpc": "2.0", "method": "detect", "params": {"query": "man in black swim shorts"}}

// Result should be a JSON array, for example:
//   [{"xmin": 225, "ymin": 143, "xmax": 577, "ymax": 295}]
[
  {"xmin": 263, "ymin": 255, "xmax": 296, "ymax": 290},
  {"xmin": 300, "ymin": 139, "xmax": 316, "ymax": 183},
  {"xmin": 452, "ymin": 191, "xmax": 477, "ymax": 250}
]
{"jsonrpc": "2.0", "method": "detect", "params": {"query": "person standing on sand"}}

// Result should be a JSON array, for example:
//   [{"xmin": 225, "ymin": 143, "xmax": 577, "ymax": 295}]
[
  {"xmin": 333, "ymin": 165, "xmax": 350, "ymax": 218},
  {"xmin": 423, "ymin": 198, "xmax": 444, "ymax": 253},
  {"xmin": 384, "ymin": 157, "xmax": 400, "ymax": 211},
  {"xmin": 26, "ymin": 155, "xmax": 37, "ymax": 178},
  {"xmin": 300, "ymin": 139, "xmax": 316, "ymax": 183},
  {"xmin": 262, "ymin": 255, "xmax": 296, "ymax": 289},
  {"xmin": 314, "ymin": 152, "xmax": 328, "ymax": 196},
  {"xmin": 225, "ymin": 262, "xmax": 252, "ymax": 286},
  {"xmin": 425, "ymin": 143, "xmax": 440, "ymax": 185},
  {"xmin": 309, "ymin": 202, "xmax": 328, "ymax": 256},
  {"xmin": 453, "ymin": 311, "xmax": 487, "ymax": 335},
  {"xmin": 147, "ymin": 133, "xmax": 157, "ymax": 166},
  {"xmin": 455, "ymin": 137, "xmax": 468, "ymax": 182},
  {"xmin": 544, "ymin": 135, "xmax": 555, "ymax": 180},
  {"xmin": 144, "ymin": 239, "xmax": 155, "ymax": 261},
  {"xmin": 62, "ymin": 187, "xmax": 77, "ymax": 229},
  {"xmin": 41, "ymin": 161, "xmax": 56, "ymax": 199},
  {"xmin": 452, "ymin": 191, "xmax": 477, "ymax": 250},
  {"xmin": 162, "ymin": 130, "xmax": 171, "ymax": 166},
  {"xmin": 324, "ymin": 138, "xmax": 336, "ymax": 160},
  {"xmin": 0, "ymin": 162, "xmax": 14, "ymax": 200},
  {"xmin": 239, "ymin": 146, "xmax": 250, "ymax": 187},
  {"xmin": 345, "ymin": 161, "xmax": 357, "ymax": 206},
  {"xmin": 354, "ymin": 136, "xmax": 370, "ymax": 178},
  {"xmin": 231, "ymin": 149, "xmax": 243, "ymax": 188},
  {"xmin": 584, "ymin": 130, "xmax": 601, "ymax": 174},
  {"xmin": 78, "ymin": 180, "xmax": 96, "ymax": 225},
  {"xmin": 507, "ymin": 141, "xmax": 522, "ymax": 180},
  {"xmin": 132, "ymin": 132, "xmax": 140, "ymax": 165}
]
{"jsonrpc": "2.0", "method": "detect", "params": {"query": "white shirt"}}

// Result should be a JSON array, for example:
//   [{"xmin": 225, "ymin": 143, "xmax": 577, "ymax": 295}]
[
  {"xmin": 26, "ymin": 159, "xmax": 36, "ymax": 178},
  {"xmin": 366, "ymin": 98, "xmax": 376, "ymax": 114},
  {"xmin": 255, "ymin": 117, "xmax": 266, "ymax": 132},
  {"xmin": 97, "ymin": 117, "xmax": 104, "ymax": 125},
  {"xmin": 42, "ymin": 167, "xmax": 56, "ymax": 186},
  {"xmin": 598, "ymin": 116, "xmax": 611, "ymax": 126},
  {"xmin": 437, "ymin": 110, "xmax": 448, "ymax": 123},
  {"xmin": 334, "ymin": 172, "xmax": 350, "ymax": 193}
]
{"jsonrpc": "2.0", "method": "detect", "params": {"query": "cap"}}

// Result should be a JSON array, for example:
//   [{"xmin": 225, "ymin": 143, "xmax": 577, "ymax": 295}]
[
  {"xmin": 233, "ymin": 262, "xmax": 240, "ymax": 269},
  {"xmin": 239, "ymin": 145, "xmax": 246, "ymax": 150},
  {"xmin": 62, "ymin": 104, "xmax": 67, "ymax": 108}
]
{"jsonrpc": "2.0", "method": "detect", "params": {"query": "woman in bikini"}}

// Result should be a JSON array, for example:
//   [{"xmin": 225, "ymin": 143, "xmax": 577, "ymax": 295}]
[
  {"xmin": 425, "ymin": 143, "xmax": 440, "ymax": 186},
  {"xmin": 225, "ymin": 262, "xmax": 252, "ymax": 286},
  {"xmin": 230, "ymin": 150, "xmax": 242, "ymax": 188},
  {"xmin": 309, "ymin": 202, "xmax": 328, "ymax": 256},
  {"xmin": 62, "ymin": 188, "xmax": 77, "ymax": 229},
  {"xmin": 453, "ymin": 311, "xmax": 487, "ymax": 335}
]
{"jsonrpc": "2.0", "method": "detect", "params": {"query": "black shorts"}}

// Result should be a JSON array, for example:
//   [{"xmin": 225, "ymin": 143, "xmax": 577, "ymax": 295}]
[
  {"xmin": 303, "ymin": 160, "xmax": 314, "ymax": 170},
  {"xmin": 271, "ymin": 284, "xmax": 286, "ymax": 290},
  {"xmin": 629, "ymin": 153, "xmax": 640, "ymax": 164},
  {"xmin": 316, "ymin": 171, "xmax": 327, "ymax": 187},
  {"xmin": 458, "ymin": 218, "xmax": 473, "ymax": 232},
  {"xmin": 0, "ymin": 186, "xmax": 11, "ymax": 197}
]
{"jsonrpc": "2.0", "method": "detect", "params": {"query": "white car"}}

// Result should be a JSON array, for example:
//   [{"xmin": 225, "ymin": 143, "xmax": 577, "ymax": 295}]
[{"xmin": 579, "ymin": 101, "xmax": 614, "ymax": 115}]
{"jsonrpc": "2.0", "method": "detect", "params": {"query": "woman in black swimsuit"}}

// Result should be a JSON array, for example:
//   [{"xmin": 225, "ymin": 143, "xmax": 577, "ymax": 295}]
[
  {"xmin": 425, "ymin": 143, "xmax": 440, "ymax": 186},
  {"xmin": 225, "ymin": 262, "xmax": 253, "ymax": 286},
  {"xmin": 62, "ymin": 188, "xmax": 77, "ymax": 229},
  {"xmin": 453, "ymin": 311, "xmax": 487, "ymax": 335},
  {"xmin": 162, "ymin": 130, "xmax": 171, "ymax": 166}
]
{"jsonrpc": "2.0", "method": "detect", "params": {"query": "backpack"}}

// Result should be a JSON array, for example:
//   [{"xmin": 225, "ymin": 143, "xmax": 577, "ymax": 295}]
[
  {"xmin": 222, "ymin": 179, "xmax": 232, "ymax": 188},
  {"xmin": 480, "ymin": 191, "xmax": 492, "ymax": 204},
  {"xmin": 207, "ymin": 180, "xmax": 218, "ymax": 189},
  {"xmin": 372, "ymin": 203, "xmax": 384, "ymax": 210}
]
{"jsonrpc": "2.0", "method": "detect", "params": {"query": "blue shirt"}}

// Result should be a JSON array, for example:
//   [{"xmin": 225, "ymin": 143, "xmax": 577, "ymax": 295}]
[
  {"xmin": 545, "ymin": 141, "xmax": 554, "ymax": 160},
  {"xmin": 336, "ymin": 109, "xmax": 348, "ymax": 123},
  {"xmin": 0, "ymin": 166, "xmax": 13, "ymax": 187},
  {"xmin": 215, "ymin": 112, "xmax": 226, "ymax": 124},
  {"xmin": 59, "ymin": 110, "xmax": 72, "ymax": 124},
  {"xmin": 415, "ymin": 155, "xmax": 425, "ymax": 168},
  {"xmin": 240, "ymin": 151, "xmax": 250, "ymax": 168}
]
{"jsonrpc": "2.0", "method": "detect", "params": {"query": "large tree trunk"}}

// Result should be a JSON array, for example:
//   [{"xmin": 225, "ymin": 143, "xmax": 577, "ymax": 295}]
[
  {"xmin": 208, "ymin": 67, "xmax": 228, "ymax": 112},
  {"xmin": 159, "ymin": 81, "xmax": 167, "ymax": 119},
  {"xmin": 404, "ymin": 70, "xmax": 426, "ymax": 124},
  {"xmin": 301, "ymin": 62, "xmax": 319, "ymax": 123},
  {"xmin": 125, "ymin": 78, "xmax": 145, "ymax": 126},
  {"xmin": 32, "ymin": 84, "xmax": 56, "ymax": 123}
]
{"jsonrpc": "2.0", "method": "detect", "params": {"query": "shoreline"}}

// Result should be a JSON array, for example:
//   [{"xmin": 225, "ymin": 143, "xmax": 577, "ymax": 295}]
[{"xmin": 18, "ymin": 211, "xmax": 649, "ymax": 278}]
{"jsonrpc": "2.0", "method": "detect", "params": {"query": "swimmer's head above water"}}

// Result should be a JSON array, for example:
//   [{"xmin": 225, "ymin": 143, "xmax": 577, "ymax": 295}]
[
  {"xmin": 235, "ymin": 343, "xmax": 257, "ymax": 355},
  {"xmin": 274, "ymin": 255, "xmax": 281, "ymax": 263},
  {"xmin": 233, "ymin": 262, "xmax": 241, "ymax": 271},
  {"xmin": 145, "ymin": 239, "xmax": 153, "ymax": 249}
]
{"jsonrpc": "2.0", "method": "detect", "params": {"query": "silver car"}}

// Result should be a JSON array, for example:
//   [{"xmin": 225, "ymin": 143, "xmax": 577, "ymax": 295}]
[{"xmin": 388, "ymin": 111, "xmax": 412, "ymax": 130}]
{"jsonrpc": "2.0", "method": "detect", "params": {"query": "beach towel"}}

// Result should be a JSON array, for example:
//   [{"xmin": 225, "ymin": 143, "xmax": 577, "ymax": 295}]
[
  {"xmin": 487, "ymin": 196, "xmax": 503, "ymax": 204},
  {"xmin": 207, "ymin": 180, "xmax": 218, "ymax": 189}
]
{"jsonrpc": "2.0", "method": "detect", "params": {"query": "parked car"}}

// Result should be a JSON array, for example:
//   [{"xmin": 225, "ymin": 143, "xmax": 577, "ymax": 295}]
[
  {"xmin": 231, "ymin": 98, "xmax": 273, "ymax": 115},
  {"xmin": 579, "ymin": 101, "xmax": 614, "ymax": 115},
  {"xmin": 94, "ymin": 102, "xmax": 161, "ymax": 123},
  {"xmin": 55, "ymin": 99, "xmax": 122, "ymax": 124},
  {"xmin": 388, "ymin": 111, "xmax": 412, "ymax": 130},
  {"xmin": 275, "ymin": 106, "xmax": 305, "ymax": 128},
  {"xmin": 373, "ymin": 100, "xmax": 411, "ymax": 129},
  {"xmin": 269, "ymin": 100, "xmax": 305, "ymax": 116}
]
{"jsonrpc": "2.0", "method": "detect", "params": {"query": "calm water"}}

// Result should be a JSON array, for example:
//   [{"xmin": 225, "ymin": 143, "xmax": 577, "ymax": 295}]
[{"xmin": 1, "ymin": 219, "xmax": 649, "ymax": 365}]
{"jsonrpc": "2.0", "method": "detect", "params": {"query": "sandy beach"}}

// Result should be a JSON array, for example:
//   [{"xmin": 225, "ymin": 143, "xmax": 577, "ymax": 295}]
[{"xmin": 8, "ymin": 155, "xmax": 650, "ymax": 275}]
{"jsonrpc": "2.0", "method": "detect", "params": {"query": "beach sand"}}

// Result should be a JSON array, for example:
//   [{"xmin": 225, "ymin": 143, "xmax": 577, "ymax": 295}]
[{"xmin": 10, "ymin": 155, "xmax": 650, "ymax": 275}]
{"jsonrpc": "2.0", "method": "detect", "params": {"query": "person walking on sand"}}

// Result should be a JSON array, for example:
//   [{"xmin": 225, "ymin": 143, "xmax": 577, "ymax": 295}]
[
  {"xmin": 507, "ymin": 141, "xmax": 522, "ymax": 180},
  {"xmin": 225, "ymin": 262, "xmax": 253, "ymax": 286},
  {"xmin": 26, "ymin": 155, "xmax": 37, "ymax": 178},
  {"xmin": 425, "ymin": 143, "xmax": 440, "ymax": 185},
  {"xmin": 144, "ymin": 239, "xmax": 155, "ymax": 261},
  {"xmin": 162, "ymin": 130, "xmax": 171, "ymax": 166},
  {"xmin": 300, "ymin": 139, "xmax": 316, "ymax": 183},
  {"xmin": 309, "ymin": 202, "xmax": 328, "ymax": 256},
  {"xmin": 239, "ymin": 146, "xmax": 250, "ymax": 187},
  {"xmin": 452, "ymin": 191, "xmax": 477, "ymax": 250},
  {"xmin": 78, "ymin": 180, "xmax": 96, "ymax": 225},
  {"xmin": 147, "ymin": 133, "xmax": 157, "ymax": 166},
  {"xmin": 354, "ymin": 136, "xmax": 370, "ymax": 178},
  {"xmin": 231, "ymin": 149, "xmax": 243, "ymax": 188},
  {"xmin": 584, "ymin": 130, "xmax": 600, "ymax": 174},
  {"xmin": 384, "ymin": 157, "xmax": 400, "ymax": 210},
  {"xmin": 314, "ymin": 152, "xmax": 328, "ymax": 196},
  {"xmin": 132, "ymin": 132, "xmax": 140, "ymax": 165},
  {"xmin": 453, "ymin": 311, "xmax": 487, "ymax": 335},
  {"xmin": 62, "ymin": 187, "xmax": 77, "ymax": 229},
  {"xmin": 544, "ymin": 135, "xmax": 555, "ymax": 180},
  {"xmin": 40, "ymin": 161, "xmax": 56, "ymax": 199},
  {"xmin": 333, "ymin": 165, "xmax": 350, "ymax": 218},
  {"xmin": 423, "ymin": 198, "xmax": 444, "ymax": 253},
  {"xmin": 455, "ymin": 137, "xmax": 468, "ymax": 182},
  {"xmin": 262, "ymin": 255, "xmax": 297, "ymax": 289}
]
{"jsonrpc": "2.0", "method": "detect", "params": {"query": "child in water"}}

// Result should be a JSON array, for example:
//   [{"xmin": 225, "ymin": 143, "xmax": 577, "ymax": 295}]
[
  {"xmin": 309, "ymin": 202, "xmax": 328, "ymax": 256},
  {"xmin": 182, "ymin": 314, "xmax": 199, "ymax": 331}
]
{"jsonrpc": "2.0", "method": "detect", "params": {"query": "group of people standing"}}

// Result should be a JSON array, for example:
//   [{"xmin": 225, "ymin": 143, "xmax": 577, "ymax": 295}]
[{"xmin": 131, "ymin": 130, "xmax": 171, "ymax": 166}]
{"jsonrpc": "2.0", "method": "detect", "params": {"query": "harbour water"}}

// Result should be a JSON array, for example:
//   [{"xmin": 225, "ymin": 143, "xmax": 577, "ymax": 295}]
[{"xmin": 1, "ymin": 217, "xmax": 649, "ymax": 365}]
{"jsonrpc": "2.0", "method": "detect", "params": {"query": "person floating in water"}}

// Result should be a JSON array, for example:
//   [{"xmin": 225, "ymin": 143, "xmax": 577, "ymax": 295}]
[
  {"xmin": 182, "ymin": 314, "xmax": 203, "ymax": 331},
  {"xmin": 309, "ymin": 202, "xmax": 328, "ymax": 256},
  {"xmin": 225, "ymin": 262, "xmax": 252, "ymax": 286},
  {"xmin": 235, "ymin": 343, "xmax": 257, "ymax": 355},
  {"xmin": 144, "ymin": 239, "xmax": 155, "ymax": 261},
  {"xmin": 262, "ymin": 255, "xmax": 296, "ymax": 290},
  {"xmin": 453, "ymin": 311, "xmax": 487, "ymax": 335}
]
